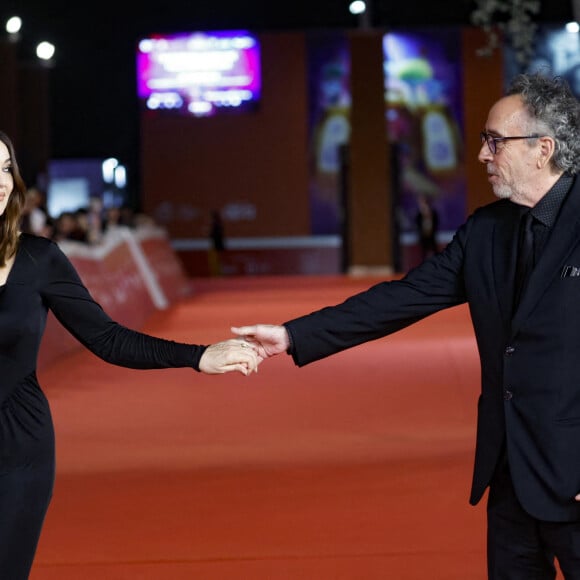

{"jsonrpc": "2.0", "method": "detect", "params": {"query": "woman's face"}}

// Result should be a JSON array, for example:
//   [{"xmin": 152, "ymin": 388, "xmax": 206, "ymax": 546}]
[{"xmin": 0, "ymin": 141, "xmax": 13, "ymax": 217}]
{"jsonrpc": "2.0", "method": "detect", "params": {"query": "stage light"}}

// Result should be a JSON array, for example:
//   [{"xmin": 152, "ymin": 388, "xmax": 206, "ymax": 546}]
[
  {"xmin": 114, "ymin": 165, "xmax": 127, "ymax": 189},
  {"xmin": 102, "ymin": 158, "xmax": 119, "ymax": 183},
  {"xmin": 6, "ymin": 16, "xmax": 22, "ymax": 34},
  {"xmin": 349, "ymin": 0, "xmax": 372, "ymax": 28},
  {"xmin": 6, "ymin": 16, "xmax": 22, "ymax": 42},
  {"xmin": 36, "ymin": 41, "xmax": 55, "ymax": 61},
  {"xmin": 349, "ymin": 1, "xmax": 366, "ymax": 16}
]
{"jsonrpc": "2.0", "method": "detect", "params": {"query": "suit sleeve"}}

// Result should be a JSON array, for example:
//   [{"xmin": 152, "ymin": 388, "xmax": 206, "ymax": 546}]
[
  {"xmin": 285, "ymin": 217, "xmax": 472, "ymax": 366},
  {"xmin": 40, "ymin": 241, "xmax": 206, "ymax": 371}
]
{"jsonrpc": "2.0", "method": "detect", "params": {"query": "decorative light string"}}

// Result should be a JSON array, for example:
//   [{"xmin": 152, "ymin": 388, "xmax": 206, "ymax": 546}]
[{"xmin": 471, "ymin": 0, "xmax": 541, "ymax": 64}]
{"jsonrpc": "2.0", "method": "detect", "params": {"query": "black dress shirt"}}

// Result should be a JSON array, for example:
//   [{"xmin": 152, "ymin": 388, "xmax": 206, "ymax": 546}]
[
  {"xmin": 526, "ymin": 173, "xmax": 574, "ymax": 267},
  {"xmin": 512, "ymin": 173, "xmax": 573, "ymax": 313}
]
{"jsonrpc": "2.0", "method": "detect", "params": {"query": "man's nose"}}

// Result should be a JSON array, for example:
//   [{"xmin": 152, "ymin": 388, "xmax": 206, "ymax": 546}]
[{"xmin": 478, "ymin": 142, "xmax": 492, "ymax": 163}]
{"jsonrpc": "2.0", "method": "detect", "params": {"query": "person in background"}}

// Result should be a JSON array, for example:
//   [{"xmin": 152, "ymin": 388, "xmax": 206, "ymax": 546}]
[
  {"xmin": 52, "ymin": 210, "xmax": 86, "ymax": 243},
  {"xmin": 233, "ymin": 73, "xmax": 580, "ymax": 579},
  {"xmin": 21, "ymin": 186, "xmax": 51, "ymax": 238},
  {"xmin": 102, "ymin": 204, "xmax": 123, "ymax": 233},
  {"xmin": 86, "ymin": 195, "xmax": 105, "ymax": 244},
  {"xmin": 0, "ymin": 130, "xmax": 260, "ymax": 578},
  {"xmin": 414, "ymin": 193, "xmax": 439, "ymax": 260},
  {"xmin": 119, "ymin": 203, "xmax": 136, "ymax": 228},
  {"xmin": 72, "ymin": 206, "xmax": 91, "ymax": 243},
  {"xmin": 208, "ymin": 208, "xmax": 226, "ymax": 276}
]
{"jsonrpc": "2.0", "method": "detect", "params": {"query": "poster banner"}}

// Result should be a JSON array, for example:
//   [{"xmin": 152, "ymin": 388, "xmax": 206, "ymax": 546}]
[
  {"xmin": 306, "ymin": 31, "xmax": 351, "ymax": 235},
  {"xmin": 383, "ymin": 28, "xmax": 467, "ymax": 266}
]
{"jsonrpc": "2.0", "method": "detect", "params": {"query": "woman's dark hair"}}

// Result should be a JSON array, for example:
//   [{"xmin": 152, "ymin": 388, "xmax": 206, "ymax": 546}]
[
  {"xmin": 0, "ymin": 131, "xmax": 26, "ymax": 266},
  {"xmin": 507, "ymin": 73, "xmax": 580, "ymax": 175}
]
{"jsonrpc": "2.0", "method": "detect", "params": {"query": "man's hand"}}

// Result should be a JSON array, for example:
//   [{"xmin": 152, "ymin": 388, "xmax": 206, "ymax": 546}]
[
  {"xmin": 231, "ymin": 324, "xmax": 290, "ymax": 359},
  {"xmin": 199, "ymin": 339, "xmax": 261, "ymax": 375}
]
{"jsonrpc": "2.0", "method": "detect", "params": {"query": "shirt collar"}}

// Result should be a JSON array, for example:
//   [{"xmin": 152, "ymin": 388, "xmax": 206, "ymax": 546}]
[{"xmin": 530, "ymin": 173, "xmax": 574, "ymax": 227}]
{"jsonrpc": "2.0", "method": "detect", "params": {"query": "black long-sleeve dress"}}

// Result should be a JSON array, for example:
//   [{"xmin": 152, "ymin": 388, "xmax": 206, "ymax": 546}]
[{"xmin": 0, "ymin": 234, "xmax": 206, "ymax": 578}]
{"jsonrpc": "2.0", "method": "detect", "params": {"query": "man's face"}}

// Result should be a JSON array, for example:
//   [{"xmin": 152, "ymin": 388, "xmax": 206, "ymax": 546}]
[{"xmin": 478, "ymin": 94, "xmax": 540, "ymax": 206}]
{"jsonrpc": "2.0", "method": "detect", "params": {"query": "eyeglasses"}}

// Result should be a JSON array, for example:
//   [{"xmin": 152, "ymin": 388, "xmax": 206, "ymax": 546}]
[{"xmin": 480, "ymin": 131, "xmax": 540, "ymax": 155}]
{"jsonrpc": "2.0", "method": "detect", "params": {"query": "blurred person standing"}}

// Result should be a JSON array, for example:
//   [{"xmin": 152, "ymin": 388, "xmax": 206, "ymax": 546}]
[
  {"xmin": 73, "ymin": 207, "xmax": 92, "ymax": 243},
  {"xmin": 119, "ymin": 203, "xmax": 136, "ymax": 228},
  {"xmin": 208, "ymin": 209, "xmax": 226, "ymax": 276},
  {"xmin": 102, "ymin": 204, "xmax": 136, "ymax": 234},
  {"xmin": 52, "ymin": 210, "xmax": 86, "ymax": 243},
  {"xmin": 86, "ymin": 195, "xmax": 105, "ymax": 244},
  {"xmin": 102, "ymin": 204, "xmax": 123, "ymax": 233},
  {"xmin": 415, "ymin": 194, "xmax": 439, "ymax": 260},
  {"xmin": 21, "ymin": 187, "xmax": 51, "ymax": 238},
  {"xmin": 0, "ymin": 130, "xmax": 260, "ymax": 579}
]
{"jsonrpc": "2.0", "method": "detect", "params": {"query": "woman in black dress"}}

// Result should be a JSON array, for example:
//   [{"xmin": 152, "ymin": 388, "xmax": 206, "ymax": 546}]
[{"xmin": 0, "ymin": 131, "xmax": 259, "ymax": 578}]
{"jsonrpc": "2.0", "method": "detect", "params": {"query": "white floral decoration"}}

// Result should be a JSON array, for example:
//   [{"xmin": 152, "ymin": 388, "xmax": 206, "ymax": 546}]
[{"xmin": 471, "ymin": 0, "xmax": 541, "ymax": 64}]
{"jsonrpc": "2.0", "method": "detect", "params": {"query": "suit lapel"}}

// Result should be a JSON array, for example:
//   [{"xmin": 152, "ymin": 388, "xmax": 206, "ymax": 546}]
[{"xmin": 511, "ymin": 178, "xmax": 580, "ymax": 336}]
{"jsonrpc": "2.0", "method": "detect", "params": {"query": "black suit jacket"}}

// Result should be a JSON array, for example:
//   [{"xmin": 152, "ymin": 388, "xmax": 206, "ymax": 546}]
[{"xmin": 285, "ymin": 175, "xmax": 580, "ymax": 522}]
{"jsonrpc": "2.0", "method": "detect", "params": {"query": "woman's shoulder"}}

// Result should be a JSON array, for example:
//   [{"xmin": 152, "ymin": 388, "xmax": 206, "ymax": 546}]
[
  {"xmin": 19, "ymin": 232, "xmax": 59, "ymax": 251},
  {"xmin": 18, "ymin": 233, "xmax": 62, "ymax": 263}
]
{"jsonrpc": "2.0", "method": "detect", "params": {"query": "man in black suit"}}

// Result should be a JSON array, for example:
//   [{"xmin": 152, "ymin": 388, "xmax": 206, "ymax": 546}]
[{"xmin": 233, "ymin": 73, "xmax": 580, "ymax": 579}]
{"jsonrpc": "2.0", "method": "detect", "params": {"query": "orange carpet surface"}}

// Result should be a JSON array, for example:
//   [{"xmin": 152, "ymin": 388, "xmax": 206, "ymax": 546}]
[{"xmin": 28, "ymin": 275, "xmax": 553, "ymax": 579}]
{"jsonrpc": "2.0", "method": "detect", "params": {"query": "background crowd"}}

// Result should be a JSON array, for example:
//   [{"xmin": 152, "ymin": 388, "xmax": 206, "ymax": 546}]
[{"xmin": 20, "ymin": 187, "xmax": 154, "ymax": 244}]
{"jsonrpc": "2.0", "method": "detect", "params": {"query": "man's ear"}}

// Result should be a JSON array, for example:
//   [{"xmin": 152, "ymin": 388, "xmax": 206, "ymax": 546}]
[{"xmin": 537, "ymin": 136, "xmax": 555, "ymax": 169}]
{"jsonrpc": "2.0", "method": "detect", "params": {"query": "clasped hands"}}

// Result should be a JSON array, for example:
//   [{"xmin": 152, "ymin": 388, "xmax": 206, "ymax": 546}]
[{"xmin": 198, "ymin": 324, "xmax": 288, "ymax": 376}]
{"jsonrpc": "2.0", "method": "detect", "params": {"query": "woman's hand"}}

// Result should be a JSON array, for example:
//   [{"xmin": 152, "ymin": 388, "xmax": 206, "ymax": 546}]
[{"xmin": 199, "ymin": 339, "xmax": 261, "ymax": 375}]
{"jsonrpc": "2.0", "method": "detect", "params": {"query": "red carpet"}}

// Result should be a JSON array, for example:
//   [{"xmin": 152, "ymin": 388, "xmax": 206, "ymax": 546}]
[{"xmin": 29, "ymin": 275, "xmax": 559, "ymax": 579}]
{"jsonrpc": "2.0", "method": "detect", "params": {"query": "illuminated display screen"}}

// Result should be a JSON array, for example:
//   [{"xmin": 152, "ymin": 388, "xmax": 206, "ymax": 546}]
[{"xmin": 137, "ymin": 30, "xmax": 261, "ymax": 117}]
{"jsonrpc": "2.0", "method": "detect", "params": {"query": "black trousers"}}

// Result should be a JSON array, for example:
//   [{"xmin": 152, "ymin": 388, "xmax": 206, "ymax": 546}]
[{"xmin": 487, "ymin": 459, "xmax": 580, "ymax": 579}]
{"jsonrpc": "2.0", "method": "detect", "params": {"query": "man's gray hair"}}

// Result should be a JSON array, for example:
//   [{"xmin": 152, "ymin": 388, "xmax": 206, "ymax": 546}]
[{"xmin": 507, "ymin": 73, "xmax": 580, "ymax": 175}]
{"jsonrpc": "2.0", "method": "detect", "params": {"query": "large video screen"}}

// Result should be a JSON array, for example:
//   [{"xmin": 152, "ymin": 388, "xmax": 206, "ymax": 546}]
[{"xmin": 137, "ymin": 30, "xmax": 261, "ymax": 117}]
